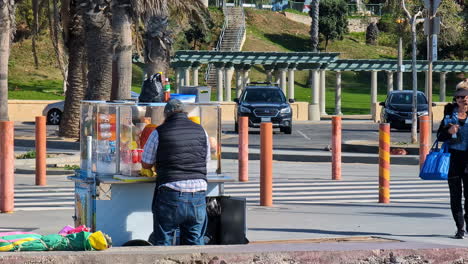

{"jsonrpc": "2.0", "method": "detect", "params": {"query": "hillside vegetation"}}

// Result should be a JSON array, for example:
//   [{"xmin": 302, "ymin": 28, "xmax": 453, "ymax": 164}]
[{"xmin": 7, "ymin": 7, "xmax": 465, "ymax": 114}]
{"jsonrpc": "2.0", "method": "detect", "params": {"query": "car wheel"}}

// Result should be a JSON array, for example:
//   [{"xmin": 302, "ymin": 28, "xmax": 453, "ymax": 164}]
[
  {"xmin": 234, "ymin": 121, "xmax": 238, "ymax": 133},
  {"xmin": 47, "ymin": 109, "xmax": 62, "ymax": 125}
]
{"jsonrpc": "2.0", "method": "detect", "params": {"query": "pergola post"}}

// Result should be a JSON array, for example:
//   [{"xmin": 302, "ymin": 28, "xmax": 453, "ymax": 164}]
[
  {"xmin": 192, "ymin": 62, "xmax": 200, "ymax": 86},
  {"xmin": 263, "ymin": 64, "xmax": 275, "ymax": 84},
  {"xmin": 386, "ymin": 71, "xmax": 394, "ymax": 94},
  {"xmin": 214, "ymin": 62, "xmax": 225, "ymax": 102},
  {"xmin": 320, "ymin": 69, "xmax": 327, "ymax": 116},
  {"xmin": 287, "ymin": 65, "xmax": 295, "ymax": 100},
  {"xmin": 175, "ymin": 68, "xmax": 182, "ymax": 93},
  {"xmin": 440, "ymin": 72, "xmax": 446, "ymax": 102},
  {"xmin": 309, "ymin": 69, "xmax": 320, "ymax": 121},
  {"xmin": 224, "ymin": 62, "xmax": 234, "ymax": 102},
  {"xmin": 371, "ymin": 70, "xmax": 378, "ymax": 116},
  {"xmin": 234, "ymin": 64, "xmax": 244, "ymax": 99},
  {"xmin": 184, "ymin": 67, "xmax": 191, "ymax": 87},
  {"xmin": 335, "ymin": 71, "xmax": 343, "ymax": 115},
  {"xmin": 276, "ymin": 63, "xmax": 288, "ymax": 95},
  {"xmin": 243, "ymin": 65, "xmax": 251, "ymax": 89}
]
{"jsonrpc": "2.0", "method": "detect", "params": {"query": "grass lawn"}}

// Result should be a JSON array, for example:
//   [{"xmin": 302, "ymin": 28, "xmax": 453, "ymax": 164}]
[{"xmin": 6, "ymin": 8, "xmax": 467, "ymax": 114}]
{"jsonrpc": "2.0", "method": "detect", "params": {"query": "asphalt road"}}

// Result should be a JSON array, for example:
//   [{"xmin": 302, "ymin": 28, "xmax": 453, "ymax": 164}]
[
  {"xmin": 221, "ymin": 120, "xmax": 440, "ymax": 151},
  {"xmin": 13, "ymin": 120, "xmax": 440, "ymax": 152}
]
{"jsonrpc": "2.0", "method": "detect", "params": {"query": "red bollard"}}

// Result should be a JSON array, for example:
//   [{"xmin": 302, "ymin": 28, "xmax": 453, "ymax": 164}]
[
  {"xmin": 332, "ymin": 116, "xmax": 342, "ymax": 180},
  {"xmin": 0, "ymin": 121, "xmax": 14, "ymax": 213},
  {"xmin": 260, "ymin": 122, "xmax": 273, "ymax": 206},
  {"xmin": 419, "ymin": 115, "xmax": 430, "ymax": 168},
  {"xmin": 35, "ymin": 116, "xmax": 46, "ymax": 186},
  {"xmin": 379, "ymin": 123, "xmax": 390, "ymax": 204},
  {"xmin": 238, "ymin": 116, "xmax": 249, "ymax": 182}
]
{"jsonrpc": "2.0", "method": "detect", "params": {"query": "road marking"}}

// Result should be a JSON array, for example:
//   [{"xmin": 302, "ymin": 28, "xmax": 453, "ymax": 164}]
[
  {"xmin": 224, "ymin": 179, "xmax": 449, "ymax": 204},
  {"xmin": 297, "ymin": 130, "xmax": 311, "ymax": 141}
]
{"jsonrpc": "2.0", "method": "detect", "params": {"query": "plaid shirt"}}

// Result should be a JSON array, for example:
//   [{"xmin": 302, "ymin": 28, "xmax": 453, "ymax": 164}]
[{"xmin": 142, "ymin": 130, "xmax": 210, "ymax": 192}]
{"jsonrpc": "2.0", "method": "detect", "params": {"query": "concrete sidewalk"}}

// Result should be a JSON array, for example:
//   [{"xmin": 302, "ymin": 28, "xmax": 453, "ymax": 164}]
[{"xmin": 1, "ymin": 159, "xmax": 468, "ymax": 263}]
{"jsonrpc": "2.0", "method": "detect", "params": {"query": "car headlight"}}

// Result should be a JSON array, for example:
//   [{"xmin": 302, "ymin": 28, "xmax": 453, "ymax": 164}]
[
  {"xmin": 280, "ymin": 107, "xmax": 291, "ymax": 114},
  {"xmin": 417, "ymin": 111, "xmax": 428, "ymax": 116},
  {"xmin": 385, "ymin": 109, "xmax": 397, "ymax": 115},
  {"xmin": 239, "ymin": 106, "xmax": 251, "ymax": 113}
]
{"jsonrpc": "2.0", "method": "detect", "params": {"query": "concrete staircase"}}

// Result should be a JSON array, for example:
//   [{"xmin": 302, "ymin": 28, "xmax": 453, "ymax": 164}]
[{"xmin": 205, "ymin": 6, "xmax": 246, "ymax": 90}]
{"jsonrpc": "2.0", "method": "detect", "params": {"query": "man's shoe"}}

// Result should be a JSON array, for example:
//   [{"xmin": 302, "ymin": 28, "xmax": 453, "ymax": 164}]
[{"xmin": 454, "ymin": 230, "xmax": 465, "ymax": 239}]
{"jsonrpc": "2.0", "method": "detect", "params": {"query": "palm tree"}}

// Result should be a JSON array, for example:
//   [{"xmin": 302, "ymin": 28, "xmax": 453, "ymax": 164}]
[
  {"xmin": 58, "ymin": 0, "xmax": 87, "ymax": 138},
  {"xmin": 110, "ymin": 0, "xmax": 132, "ymax": 100},
  {"xmin": 0, "ymin": 0, "xmax": 16, "ymax": 121},
  {"xmin": 83, "ymin": 0, "xmax": 113, "ymax": 101},
  {"xmin": 133, "ymin": 0, "xmax": 207, "ymax": 76},
  {"xmin": 309, "ymin": 0, "xmax": 320, "ymax": 52}
]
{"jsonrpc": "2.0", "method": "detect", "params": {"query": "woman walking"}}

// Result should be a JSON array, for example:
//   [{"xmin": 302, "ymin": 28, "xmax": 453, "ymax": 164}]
[{"xmin": 438, "ymin": 79, "xmax": 468, "ymax": 239}]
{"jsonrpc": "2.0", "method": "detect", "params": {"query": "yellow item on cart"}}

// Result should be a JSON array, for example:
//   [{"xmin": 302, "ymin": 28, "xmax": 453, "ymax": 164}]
[
  {"xmin": 189, "ymin": 116, "xmax": 201, "ymax": 124},
  {"xmin": 140, "ymin": 168, "xmax": 156, "ymax": 177}
]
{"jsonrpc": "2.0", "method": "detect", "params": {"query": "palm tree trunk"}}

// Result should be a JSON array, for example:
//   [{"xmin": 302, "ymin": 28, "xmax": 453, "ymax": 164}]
[
  {"xmin": 59, "ymin": 1, "xmax": 87, "ymax": 138},
  {"xmin": 83, "ymin": 1, "xmax": 113, "ymax": 101},
  {"xmin": 0, "ymin": 0, "xmax": 15, "ymax": 121},
  {"xmin": 144, "ymin": 14, "xmax": 172, "ymax": 76},
  {"xmin": 309, "ymin": 0, "xmax": 319, "ymax": 52},
  {"xmin": 111, "ymin": 0, "xmax": 132, "ymax": 100}
]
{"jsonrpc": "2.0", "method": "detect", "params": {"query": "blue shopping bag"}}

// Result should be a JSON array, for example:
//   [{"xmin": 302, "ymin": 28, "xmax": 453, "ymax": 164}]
[{"xmin": 419, "ymin": 140, "xmax": 450, "ymax": 180}]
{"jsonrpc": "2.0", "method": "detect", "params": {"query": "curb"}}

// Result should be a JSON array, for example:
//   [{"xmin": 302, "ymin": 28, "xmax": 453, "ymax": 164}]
[{"xmin": 15, "ymin": 153, "xmax": 80, "ymax": 168}]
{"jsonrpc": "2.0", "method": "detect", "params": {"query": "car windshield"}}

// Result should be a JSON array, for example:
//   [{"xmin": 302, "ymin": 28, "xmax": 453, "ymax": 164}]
[
  {"xmin": 242, "ymin": 89, "xmax": 285, "ymax": 103},
  {"xmin": 390, "ymin": 93, "xmax": 427, "ymax": 105}
]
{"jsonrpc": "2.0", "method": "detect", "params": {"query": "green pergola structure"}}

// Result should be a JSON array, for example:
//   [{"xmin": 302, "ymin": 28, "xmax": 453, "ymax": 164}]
[
  {"xmin": 327, "ymin": 59, "xmax": 468, "ymax": 116},
  {"xmin": 172, "ymin": 50, "xmax": 340, "ymax": 120},
  {"xmin": 171, "ymin": 51, "xmax": 468, "ymax": 120}
]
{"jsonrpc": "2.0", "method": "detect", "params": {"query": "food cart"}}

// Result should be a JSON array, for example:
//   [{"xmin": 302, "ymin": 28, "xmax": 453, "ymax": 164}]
[{"xmin": 68, "ymin": 101, "xmax": 241, "ymax": 246}]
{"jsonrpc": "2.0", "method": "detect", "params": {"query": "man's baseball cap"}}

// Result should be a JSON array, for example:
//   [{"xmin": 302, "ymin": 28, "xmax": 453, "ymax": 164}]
[{"xmin": 164, "ymin": 99, "xmax": 185, "ymax": 113}]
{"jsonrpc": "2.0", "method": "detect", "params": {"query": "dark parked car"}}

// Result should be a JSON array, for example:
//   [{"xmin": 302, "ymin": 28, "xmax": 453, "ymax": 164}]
[
  {"xmin": 379, "ymin": 90, "xmax": 432, "ymax": 129},
  {"xmin": 234, "ymin": 83, "xmax": 294, "ymax": 134}
]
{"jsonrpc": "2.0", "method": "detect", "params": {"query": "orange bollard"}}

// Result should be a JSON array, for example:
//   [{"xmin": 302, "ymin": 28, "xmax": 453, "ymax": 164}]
[
  {"xmin": 238, "ymin": 116, "xmax": 249, "ymax": 182},
  {"xmin": 260, "ymin": 122, "xmax": 273, "ymax": 206},
  {"xmin": 379, "ymin": 123, "xmax": 390, "ymax": 204},
  {"xmin": 35, "ymin": 116, "xmax": 46, "ymax": 186},
  {"xmin": 331, "ymin": 116, "xmax": 342, "ymax": 180},
  {"xmin": 419, "ymin": 115, "xmax": 430, "ymax": 168},
  {"xmin": 0, "ymin": 121, "xmax": 14, "ymax": 213}
]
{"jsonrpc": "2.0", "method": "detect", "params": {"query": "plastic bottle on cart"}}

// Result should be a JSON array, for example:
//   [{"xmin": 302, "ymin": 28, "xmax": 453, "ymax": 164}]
[{"xmin": 164, "ymin": 78, "xmax": 171, "ymax": 102}]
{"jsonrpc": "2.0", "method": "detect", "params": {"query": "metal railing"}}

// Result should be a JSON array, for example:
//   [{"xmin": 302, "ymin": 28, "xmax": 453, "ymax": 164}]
[
  {"xmin": 205, "ymin": 6, "xmax": 229, "ymax": 81},
  {"xmin": 204, "ymin": 6, "xmax": 246, "ymax": 82}
]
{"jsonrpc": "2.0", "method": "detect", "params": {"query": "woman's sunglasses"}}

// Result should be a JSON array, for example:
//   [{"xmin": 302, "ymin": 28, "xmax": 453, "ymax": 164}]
[{"xmin": 456, "ymin": 96, "xmax": 467, "ymax": 99}]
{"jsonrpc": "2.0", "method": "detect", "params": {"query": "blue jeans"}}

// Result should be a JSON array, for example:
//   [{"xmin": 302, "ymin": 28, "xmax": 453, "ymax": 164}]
[{"xmin": 150, "ymin": 188, "xmax": 207, "ymax": 246}]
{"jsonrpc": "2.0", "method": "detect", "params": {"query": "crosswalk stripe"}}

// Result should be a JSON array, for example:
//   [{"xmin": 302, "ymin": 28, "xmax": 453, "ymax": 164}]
[
  {"xmin": 224, "ymin": 179, "xmax": 450, "ymax": 204},
  {"xmin": 13, "ymin": 185, "xmax": 75, "ymax": 211}
]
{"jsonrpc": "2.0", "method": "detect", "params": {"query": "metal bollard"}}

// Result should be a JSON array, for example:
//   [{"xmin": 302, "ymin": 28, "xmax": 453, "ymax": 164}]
[
  {"xmin": 332, "ymin": 116, "xmax": 342, "ymax": 180},
  {"xmin": 0, "ymin": 121, "xmax": 14, "ymax": 213},
  {"xmin": 35, "ymin": 116, "xmax": 46, "ymax": 186},
  {"xmin": 260, "ymin": 122, "xmax": 273, "ymax": 206},
  {"xmin": 419, "ymin": 115, "xmax": 430, "ymax": 168},
  {"xmin": 379, "ymin": 123, "xmax": 390, "ymax": 203},
  {"xmin": 238, "ymin": 116, "xmax": 249, "ymax": 182}
]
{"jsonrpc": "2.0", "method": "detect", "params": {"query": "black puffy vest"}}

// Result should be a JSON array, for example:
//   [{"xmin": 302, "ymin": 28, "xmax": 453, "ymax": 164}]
[{"xmin": 155, "ymin": 112, "xmax": 207, "ymax": 186}]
